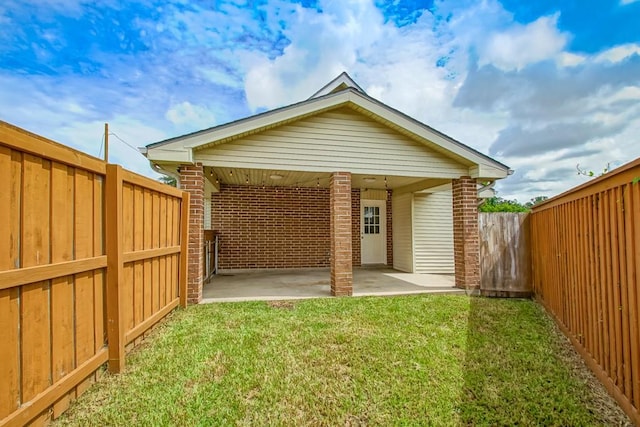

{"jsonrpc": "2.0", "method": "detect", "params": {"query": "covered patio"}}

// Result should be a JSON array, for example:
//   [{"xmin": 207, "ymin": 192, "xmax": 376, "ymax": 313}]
[
  {"xmin": 143, "ymin": 72, "xmax": 510, "ymax": 304},
  {"xmin": 202, "ymin": 267, "xmax": 465, "ymax": 302}
]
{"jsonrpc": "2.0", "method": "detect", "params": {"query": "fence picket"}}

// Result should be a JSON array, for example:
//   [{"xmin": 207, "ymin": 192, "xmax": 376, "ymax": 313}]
[
  {"xmin": 610, "ymin": 188, "xmax": 623, "ymax": 390},
  {"xmin": 531, "ymin": 157, "xmax": 640, "ymax": 424},
  {"xmin": 631, "ymin": 182, "xmax": 640, "ymax": 409},
  {"xmin": 50, "ymin": 162, "xmax": 75, "ymax": 416},
  {"xmin": 93, "ymin": 174, "xmax": 106, "ymax": 354},
  {"xmin": 0, "ymin": 121, "xmax": 189, "ymax": 426},
  {"xmin": 618, "ymin": 185, "xmax": 631, "ymax": 398},
  {"xmin": 21, "ymin": 154, "xmax": 52, "ymax": 427},
  {"xmin": 0, "ymin": 146, "xmax": 20, "ymax": 420}
]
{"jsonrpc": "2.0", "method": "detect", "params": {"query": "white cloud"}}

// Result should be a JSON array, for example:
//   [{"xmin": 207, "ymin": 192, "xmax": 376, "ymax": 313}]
[
  {"xmin": 244, "ymin": 0, "xmax": 385, "ymax": 110},
  {"xmin": 245, "ymin": 3, "xmax": 461, "ymax": 140},
  {"xmin": 594, "ymin": 43, "xmax": 640, "ymax": 63},
  {"xmin": 620, "ymin": 0, "xmax": 639, "ymax": 5},
  {"xmin": 238, "ymin": 0, "xmax": 640, "ymax": 203},
  {"xmin": 0, "ymin": 69, "xmax": 168, "ymax": 177},
  {"xmin": 556, "ymin": 52, "xmax": 586, "ymax": 67},
  {"xmin": 3, "ymin": 0, "xmax": 639, "ymax": 204},
  {"xmin": 197, "ymin": 65, "xmax": 243, "ymax": 89},
  {"xmin": 243, "ymin": 2, "xmax": 484, "ymax": 145},
  {"xmin": 604, "ymin": 85, "xmax": 640, "ymax": 103},
  {"xmin": 165, "ymin": 102, "xmax": 217, "ymax": 130},
  {"xmin": 478, "ymin": 14, "xmax": 569, "ymax": 71}
]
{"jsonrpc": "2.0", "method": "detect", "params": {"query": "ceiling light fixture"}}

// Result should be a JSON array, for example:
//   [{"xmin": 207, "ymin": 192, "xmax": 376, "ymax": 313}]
[
  {"xmin": 270, "ymin": 174, "xmax": 283, "ymax": 180},
  {"xmin": 363, "ymin": 177, "xmax": 376, "ymax": 183}
]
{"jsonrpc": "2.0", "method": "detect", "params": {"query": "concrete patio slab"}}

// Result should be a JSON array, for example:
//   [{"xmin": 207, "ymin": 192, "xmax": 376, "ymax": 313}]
[{"xmin": 202, "ymin": 267, "xmax": 465, "ymax": 303}]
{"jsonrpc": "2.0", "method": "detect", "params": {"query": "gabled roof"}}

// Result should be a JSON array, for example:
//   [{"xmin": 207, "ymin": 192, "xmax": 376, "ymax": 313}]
[
  {"xmin": 145, "ymin": 73, "xmax": 510, "ymax": 179},
  {"xmin": 308, "ymin": 72, "xmax": 366, "ymax": 99}
]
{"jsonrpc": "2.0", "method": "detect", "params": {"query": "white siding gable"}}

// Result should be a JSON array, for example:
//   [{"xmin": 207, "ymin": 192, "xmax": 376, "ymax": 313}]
[{"xmin": 197, "ymin": 108, "xmax": 468, "ymax": 178}]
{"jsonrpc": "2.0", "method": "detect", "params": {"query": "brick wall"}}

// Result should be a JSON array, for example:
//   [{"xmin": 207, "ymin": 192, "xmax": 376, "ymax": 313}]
[
  {"xmin": 211, "ymin": 185, "xmax": 331, "ymax": 269},
  {"xmin": 211, "ymin": 185, "xmax": 373, "ymax": 270},
  {"xmin": 180, "ymin": 163, "xmax": 204, "ymax": 304},
  {"xmin": 452, "ymin": 176, "xmax": 479, "ymax": 289}
]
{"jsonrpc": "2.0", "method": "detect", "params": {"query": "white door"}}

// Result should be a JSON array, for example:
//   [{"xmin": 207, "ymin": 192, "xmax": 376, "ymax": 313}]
[{"xmin": 361, "ymin": 200, "xmax": 387, "ymax": 264}]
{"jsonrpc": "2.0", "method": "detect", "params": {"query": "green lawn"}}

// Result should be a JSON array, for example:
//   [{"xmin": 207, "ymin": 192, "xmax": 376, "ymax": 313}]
[{"xmin": 54, "ymin": 296, "xmax": 627, "ymax": 426}]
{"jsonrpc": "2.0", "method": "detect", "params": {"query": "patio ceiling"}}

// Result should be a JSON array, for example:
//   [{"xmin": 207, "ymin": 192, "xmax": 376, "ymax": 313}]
[{"xmin": 205, "ymin": 166, "xmax": 450, "ymax": 191}]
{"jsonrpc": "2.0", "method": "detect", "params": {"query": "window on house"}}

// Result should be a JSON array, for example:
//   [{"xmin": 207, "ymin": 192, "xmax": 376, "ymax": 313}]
[{"xmin": 364, "ymin": 206, "xmax": 380, "ymax": 234}]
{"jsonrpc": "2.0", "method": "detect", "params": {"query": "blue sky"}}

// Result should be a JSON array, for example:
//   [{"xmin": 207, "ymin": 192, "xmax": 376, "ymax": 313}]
[{"xmin": 1, "ymin": 0, "xmax": 639, "ymax": 201}]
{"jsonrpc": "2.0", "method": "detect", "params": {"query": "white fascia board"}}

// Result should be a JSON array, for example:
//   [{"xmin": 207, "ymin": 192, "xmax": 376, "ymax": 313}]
[
  {"xmin": 183, "ymin": 95, "xmax": 351, "ymax": 149},
  {"xmin": 468, "ymin": 164, "xmax": 510, "ymax": 180},
  {"xmin": 146, "ymin": 147, "xmax": 193, "ymax": 163},
  {"xmin": 146, "ymin": 96, "xmax": 346, "ymax": 153},
  {"xmin": 309, "ymin": 72, "xmax": 366, "ymax": 99}
]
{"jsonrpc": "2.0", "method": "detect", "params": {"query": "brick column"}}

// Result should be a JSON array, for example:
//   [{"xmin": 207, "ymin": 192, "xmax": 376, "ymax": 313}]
[
  {"xmin": 452, "ymin": 176, "xmax": 479, "ymax": 290},
  {"xmin": 330, "ymin": 172, "xmax": 353, "ymax": 296},
  {"xmin": 386, "ymin": 190, "xmax": 393, "ymax": 267},
  {"xmin": 351, "ymin": 189, "xmax": 361, "ymax": 267},
  {"xmin": 180, "ymin": 163, "xmax": 204, "ymax": 304}
]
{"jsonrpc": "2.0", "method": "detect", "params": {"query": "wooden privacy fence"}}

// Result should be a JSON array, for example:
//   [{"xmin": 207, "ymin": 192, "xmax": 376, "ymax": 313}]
[
  {"xmin": 479, "ymin": 212, "xmax": 532, "ymax": 297},
  {"xmin": 0, "ymin": 122, "xmax": 189, "ymax": 427},
  {"xmin": 530, "ymin": 158, "xmax": 640, "ymax": 425}
]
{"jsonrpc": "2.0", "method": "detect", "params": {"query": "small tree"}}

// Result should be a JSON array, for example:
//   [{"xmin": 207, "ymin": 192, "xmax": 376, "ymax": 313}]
[
  {"xmin": 158, "ymin": 175, "xmax": 177, "ymax": 187},
  {"xmin": 479, "ymin": 197, "xmax": 529, "ymax": 212},
  {"xmin": 525, "ymin": 196, "xmax": 548, "ymax": 208},
  {"xmin": 576, "ymin": 163, "xmax": 610, "ymax": 177}
]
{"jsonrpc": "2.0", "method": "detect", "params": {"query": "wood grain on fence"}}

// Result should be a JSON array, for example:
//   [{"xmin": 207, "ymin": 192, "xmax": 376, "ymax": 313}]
[
  {"xmin": 479, "ymin": 212, "xmax": 532, "ymax": 296},
  {"xmin": 530, "ymin": 157, "xmax": 640, "ymax": 425},
  {"xmin": 0, "ymin": 121, "xmax": 189, "ymax": 427}
]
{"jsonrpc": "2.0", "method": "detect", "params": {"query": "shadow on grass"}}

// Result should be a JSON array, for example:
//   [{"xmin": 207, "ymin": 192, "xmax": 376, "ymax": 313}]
[{"xmin": 458, "ymin": 296, "xmax": 606, "ymax": 426}]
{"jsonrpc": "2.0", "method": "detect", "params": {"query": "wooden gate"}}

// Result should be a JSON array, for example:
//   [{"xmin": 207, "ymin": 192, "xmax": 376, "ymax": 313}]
[{"xmin": 479, "ymin": 212, "xmax": 532, "ymax": 297}]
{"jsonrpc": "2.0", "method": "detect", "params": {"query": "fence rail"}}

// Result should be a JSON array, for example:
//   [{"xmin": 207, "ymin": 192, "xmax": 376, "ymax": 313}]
[
  {"xmin": 0, "ymin": 121, "xmax": 189, "ymax": 427},
  {"xmin": 530, "ymin": 158, "xmax": 640, "ymax": 425}
]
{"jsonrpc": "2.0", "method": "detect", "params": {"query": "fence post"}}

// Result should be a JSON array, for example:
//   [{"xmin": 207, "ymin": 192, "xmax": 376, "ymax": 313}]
[
  {"xmin": 105, "ymin": 164, "xmax": 125, "ymax": 373},
  {"xmin": 179, "ymin": 191, "xmax": 190, "ymax": 308}
]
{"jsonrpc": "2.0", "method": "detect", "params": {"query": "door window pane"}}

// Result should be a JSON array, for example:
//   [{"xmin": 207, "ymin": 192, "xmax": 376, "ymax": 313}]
[{"xmin": 364, "ymin": 206, "xmax": 381, "ymax": 234}]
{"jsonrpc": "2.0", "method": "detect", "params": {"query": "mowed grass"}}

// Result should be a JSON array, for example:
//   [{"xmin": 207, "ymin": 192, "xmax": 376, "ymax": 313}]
[{"xmin": 54, "ymin": 296, "xmax": 626, "ymax": 426}]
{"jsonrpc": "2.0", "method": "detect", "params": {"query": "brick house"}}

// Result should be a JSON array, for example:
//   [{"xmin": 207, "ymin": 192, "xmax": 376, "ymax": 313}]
[{"xmin": 143, "ymin": 73, "xmax": 510, "ymax": 303}]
